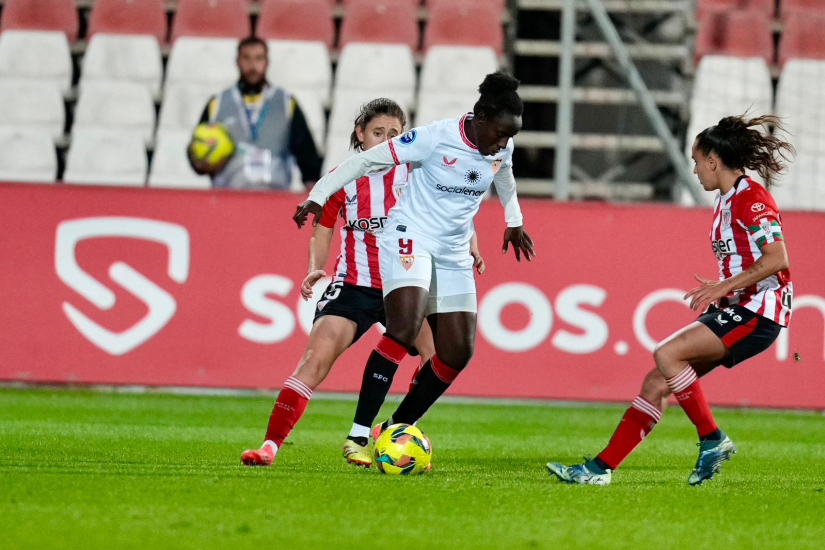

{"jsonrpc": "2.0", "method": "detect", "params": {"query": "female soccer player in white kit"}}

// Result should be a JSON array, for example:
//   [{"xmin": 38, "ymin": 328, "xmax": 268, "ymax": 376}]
[{"xmin": 294, "ymin": 73, "xmax": 535, "ymax": 436}]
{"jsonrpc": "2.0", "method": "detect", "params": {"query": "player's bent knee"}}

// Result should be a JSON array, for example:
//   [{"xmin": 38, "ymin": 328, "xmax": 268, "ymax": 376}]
[
  {"xmin": 652, "ymin": 341, "xmax": 678, "ymax": 370},
  {"xmin": 293, "ymin": 352, "xmax": 334, "ymax": 389}
]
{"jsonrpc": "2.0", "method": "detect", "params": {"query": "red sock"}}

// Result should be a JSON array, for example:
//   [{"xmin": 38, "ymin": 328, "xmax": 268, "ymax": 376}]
[
  {"xmin": 410, "ymin": 359, "xmax": 424, "ymax": 392},
  {"xmin": 264, "ymin": 376, "xmax": 312, "ymax": 447},
  {"xmin": 666, "ymin": 366, "xmax": 717, "ymax": 437},
  {"xmin": 430, "ymin": 354, "xmax": 460, "ymax": 383},
  {"xmin": 597, "ymin": 396, "xmax": 661, "ymax": 470}
]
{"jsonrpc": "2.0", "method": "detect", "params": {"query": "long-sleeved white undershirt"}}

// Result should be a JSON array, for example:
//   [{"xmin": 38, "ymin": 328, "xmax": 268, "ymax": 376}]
[{"xmin": 307, "ymin": 141, "xmax": 523, "ymax": 227}]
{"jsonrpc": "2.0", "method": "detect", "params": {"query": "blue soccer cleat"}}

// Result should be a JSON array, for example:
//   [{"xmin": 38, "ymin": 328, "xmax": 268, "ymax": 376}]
[
  {"xmin": 546, "ymin": 459, "xmax": 612, "ymax": 486},
  {"xmin": 688, "ymin": 434, "xmax": 737, "ymax": 486}
]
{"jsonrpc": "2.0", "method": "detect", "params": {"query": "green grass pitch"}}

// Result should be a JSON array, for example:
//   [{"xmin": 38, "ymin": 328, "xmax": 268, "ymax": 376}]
[{"xmin": 1, "ymin": 388, "xmax": 823, "ymax": 550}]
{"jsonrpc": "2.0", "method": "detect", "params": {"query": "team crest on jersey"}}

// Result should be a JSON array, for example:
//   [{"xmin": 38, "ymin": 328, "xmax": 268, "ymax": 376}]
[
  {"xmin": 491, "ymin": 159, "xmax": 503, "ymax": 175},
  {"xmin": 399, "ymin": 255, "xmax": 415, "ymax": 270},
  {"xmin": 399, "ymin": 130, "xmax": 417, "ymax": 145},
  {"xmin": 721, "ymin": 209, "xmax": 732, "ymax": 229}
]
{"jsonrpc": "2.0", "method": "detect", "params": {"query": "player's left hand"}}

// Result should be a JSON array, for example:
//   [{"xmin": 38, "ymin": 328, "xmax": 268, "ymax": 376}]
[
  {"xmin": 470, "ymin": 248, "xmax": 486, "ymax": 274},
  {"xmin": 301, "ymin": 270, "xmax": 327, "ymax": 300},
  {"xmin": 685, "ymin": 274, "xmax": 729, "ymax": 312},
  {"xmin": 502, "ymin": 226, "xmax": 535, "ymax": 262},
  {"xmin": 293, "ymin": 200, "xmax": 323, "ymax": 228}
]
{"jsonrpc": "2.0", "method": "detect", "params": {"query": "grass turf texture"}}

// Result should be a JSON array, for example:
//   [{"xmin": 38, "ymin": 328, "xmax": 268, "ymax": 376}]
[{"xmin": 1, "ymin": 389, "xmax": 823, "ymax": 550}]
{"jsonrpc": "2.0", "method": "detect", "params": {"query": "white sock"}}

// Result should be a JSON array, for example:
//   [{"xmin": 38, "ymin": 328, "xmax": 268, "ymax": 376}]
[
  {"xmin": 262, "ymin": 440, "xmax": 279, "ymax": 455},
  {"xmin": 348, "ymin": 423, "xmax": 370, "ymax": 439}
]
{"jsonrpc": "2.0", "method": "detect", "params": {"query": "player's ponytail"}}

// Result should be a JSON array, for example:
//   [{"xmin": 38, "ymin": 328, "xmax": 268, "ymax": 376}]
[
  {"xmin": 350, "ymin": 98, "xmax": 407, "ymax": 151},
  {"xmin": 474, "ymin": 71, "xmax": 524, "ymax": 120},
  {"xmin": 694, "ymin": 114, "xmax": 795, "ymax": 189}
]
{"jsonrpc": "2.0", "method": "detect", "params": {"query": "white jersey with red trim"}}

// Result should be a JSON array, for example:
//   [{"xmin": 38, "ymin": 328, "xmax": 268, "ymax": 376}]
[
  {"xmin": 711, "ymin": 176, "xmax": 793, "ymax": 326},
  {"xmin": 318, "ymin": 164, "xmax": 410, "ymax": 289},
  {"xmin": 385, "ymin": 113, "xmax": 519, "ymax": 247}
]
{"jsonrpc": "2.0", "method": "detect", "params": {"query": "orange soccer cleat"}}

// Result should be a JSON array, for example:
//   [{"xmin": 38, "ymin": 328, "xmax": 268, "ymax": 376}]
[{"xmin": 240, "ymin": 444, "xmax": 275, "ymax": 466}]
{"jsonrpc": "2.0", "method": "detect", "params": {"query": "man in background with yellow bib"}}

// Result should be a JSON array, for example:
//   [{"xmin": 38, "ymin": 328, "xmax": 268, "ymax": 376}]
[{"xmin": 189, "ymin": 36, "xmax": 321, "ymax": 190}]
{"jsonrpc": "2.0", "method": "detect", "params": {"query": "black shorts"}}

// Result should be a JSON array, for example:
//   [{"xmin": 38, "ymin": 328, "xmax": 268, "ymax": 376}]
[
  {"xmin": 313, "ymin": 281, "xmax": 385, "ymax": 344},
  {"xmin": 697, "ymin": 304, "xmax": 782, "ymax": 368}
]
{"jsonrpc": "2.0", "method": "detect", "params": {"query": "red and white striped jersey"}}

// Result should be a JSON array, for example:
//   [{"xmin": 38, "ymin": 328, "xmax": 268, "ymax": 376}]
[
  {"xmin": 711, "ymin": 176, "xmax": 793, "ymax": 326},
  {"xmin": 318, "ymin": 164, "xmax": 410, "ymax": 289}
]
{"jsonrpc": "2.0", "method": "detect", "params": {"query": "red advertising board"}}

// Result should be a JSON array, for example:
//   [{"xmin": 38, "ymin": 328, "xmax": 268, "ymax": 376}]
[{"xmin": 1, "ymin": 182, "xmax": 823, "ymax": 408}]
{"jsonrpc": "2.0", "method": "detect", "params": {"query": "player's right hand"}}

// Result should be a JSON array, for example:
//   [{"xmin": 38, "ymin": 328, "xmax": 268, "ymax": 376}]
[
  {"xmin": 293, "ymin": 200, "xmax": 323, "ymax": 228},
  {"xmin": 301, "ymin": 270, "xmax": 327, "ymax": 300}
]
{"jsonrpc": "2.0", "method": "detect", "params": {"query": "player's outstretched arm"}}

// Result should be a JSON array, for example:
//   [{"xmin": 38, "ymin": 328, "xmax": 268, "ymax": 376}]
[
  {"xmin": 293, "ymin": 143, "xmax": 397, "ymax": 228},
  {"xmin": 493, "ymin": 158, "xmax": 534, "ymax": 262}
]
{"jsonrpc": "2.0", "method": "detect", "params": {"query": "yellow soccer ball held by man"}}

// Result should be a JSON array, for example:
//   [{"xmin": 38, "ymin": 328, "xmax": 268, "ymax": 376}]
[{"xmin": 190, "ymin": 123, "xmax": 235, "ymax": 166}]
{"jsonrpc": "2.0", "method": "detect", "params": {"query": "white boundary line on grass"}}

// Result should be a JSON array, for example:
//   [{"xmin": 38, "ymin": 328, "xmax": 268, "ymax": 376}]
[{"xmin": 1, "ymin": 381, "xmax": 823, "ymax": 415}]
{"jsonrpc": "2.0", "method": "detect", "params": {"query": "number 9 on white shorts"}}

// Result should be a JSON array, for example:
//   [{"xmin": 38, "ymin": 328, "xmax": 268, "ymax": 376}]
[{"xmin": 378, "ymin": 226, "xmax": 477, "ymax": 314}]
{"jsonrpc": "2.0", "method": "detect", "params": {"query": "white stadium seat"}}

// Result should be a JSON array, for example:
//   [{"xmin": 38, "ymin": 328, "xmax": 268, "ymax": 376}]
[
  {"xmin": 322, "ymin": 131, "xmax": 357, "ymax": 174},
  {"xmin": 291, "ymin": 90, "xmax": 326, "ymax": 153},
  {"xmin": 74, "ymin": 81, "xmax": 156, "ymax": 145},
  {"xmin": 327, "ymin": 88, "xmax": 412, "ymax": 139},
  {"xmin": 81, "ymin": 33, "xmax": 164, "ymax": 97},
  {"xmin": 325, "ymin": 87, "xmax": 413, "ymax": 172},
  {"xmin": 64, "ymin": 128, "xmax": 147, "ymax": 186},
  {"xmin": 334, "ymin": 42, "xmax": 416, "ymax": 110},
  {"xmin": 0, "ymin": 79, "xmax": 64, "ymax": 139},
  {"xmin": 415, "ymin": 92, "xmax": 478, "ymax": 127},
  {"xmin": 0, "ymin": 30, "xmax": 72, "ymax": 95},
  {"xmin": 158, "ymin": 83, "xmax": 218, "ymax": 133},
  {"xmin": 419, "ymin": 46, "xmax": 499, "ymax": 94},
  {"xmin": 149, "ymin": 130, "xmax": 211, "ymax": 189},
  {"xmin": 682, "ymin": 55, "xmax": 774, "ymax": 206},
  {"xmin": 772, "ymin": 59, "xmax": 825, "ymax": 211},
  {"xmin": 266, "ymin": 40, "xmax": 332, "ymax": 106},
  {"xmin": 165, "ymin": 37, "xmax": 239, "ymax": 87},
  {"xmin": 161, "ymin": 38, "xmax": 238, "ymax": 134},
  {"xmin": 0, "ymin": 127, "xmax": 57, "ymax": 183}
]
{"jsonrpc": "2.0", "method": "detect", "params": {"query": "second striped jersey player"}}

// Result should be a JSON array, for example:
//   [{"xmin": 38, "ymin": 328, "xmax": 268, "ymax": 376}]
[
  {"xmin": 710, "ymin": 174, "xmax": 792, "ymax": 325},
  {"xmin": 318, "ymin": 164, "xmax": 410, "ymax": 291}
]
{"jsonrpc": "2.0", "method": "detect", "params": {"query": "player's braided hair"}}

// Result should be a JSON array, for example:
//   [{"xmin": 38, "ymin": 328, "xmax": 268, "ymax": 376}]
[
  {"xmin": 474, "ymin": 72, "xmax": 524, "ymax": 119},
  {"xmin": 350, "ymin": 98, "xmax": 407, "ymax": 151},
  {"xmin": 695, "ymin": 114, "xmax": 795, "ymax": 189}
]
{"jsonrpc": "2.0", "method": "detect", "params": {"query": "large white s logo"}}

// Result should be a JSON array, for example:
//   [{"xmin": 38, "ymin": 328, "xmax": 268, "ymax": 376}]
[{"xmin": 55, "ymin": 217, "xmax": 190, "ymax": 356}]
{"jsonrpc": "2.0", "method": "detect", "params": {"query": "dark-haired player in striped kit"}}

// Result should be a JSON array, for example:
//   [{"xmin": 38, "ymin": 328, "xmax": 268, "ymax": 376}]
[
  {"xmin": 548, "ymin": 114, "xmax": 795, "ymax": 486},
  {"xmin": 240, "ymin": 99, "xmax": 484, "ymax": 467}
]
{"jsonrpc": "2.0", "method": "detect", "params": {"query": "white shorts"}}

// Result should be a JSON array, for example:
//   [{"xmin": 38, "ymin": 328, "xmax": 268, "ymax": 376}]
[{"xmin": 378, "ymin": 227, "xmax": 477, "ymax": 314}]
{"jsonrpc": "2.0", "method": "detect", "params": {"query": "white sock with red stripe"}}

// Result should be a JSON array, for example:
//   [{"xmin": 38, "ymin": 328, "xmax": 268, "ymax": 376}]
[
  {"xmin": 264, "ymin": 376, "xmax": 313, "ymax": 449},
  {"xmin": 596, "ymin": 396, "xmax": 662, "ymax": 470},
  {"xmin": 665, "ymin": 366, "xmax": 718, "ymax": 437}
]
